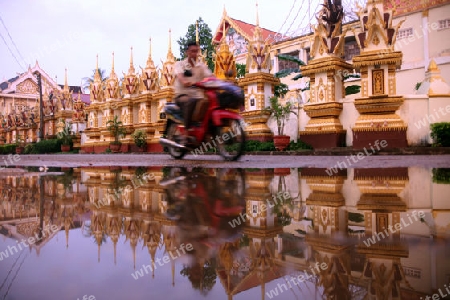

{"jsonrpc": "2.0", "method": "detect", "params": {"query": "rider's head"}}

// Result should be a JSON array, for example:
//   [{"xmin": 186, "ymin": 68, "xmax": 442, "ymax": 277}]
[{"xmin": 185, "ymin": 41, "xmax": 200, "ymax": 61}]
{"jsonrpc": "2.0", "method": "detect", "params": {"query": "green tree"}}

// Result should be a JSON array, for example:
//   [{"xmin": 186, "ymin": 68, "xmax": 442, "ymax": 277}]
[
  {"xmin": 236, "ymin": 63, "xmax": 246, "ymax": 79},
  {"xmin": 177, "ymin": 17, "xmax": 215, "ymax": 71},
  {"xmin": 82, "ymin": 68, "xmax": 108, "ymax": 93}
]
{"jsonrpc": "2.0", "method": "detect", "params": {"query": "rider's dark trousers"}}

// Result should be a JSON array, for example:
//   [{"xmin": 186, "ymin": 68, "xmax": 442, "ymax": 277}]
[{"xmin": 175, "ymin": 95, "xmax": 199, "ymax": 129}]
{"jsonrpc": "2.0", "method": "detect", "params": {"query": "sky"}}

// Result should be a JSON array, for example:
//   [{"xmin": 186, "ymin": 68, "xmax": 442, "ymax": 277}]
[{"xmin": 0, "ymin": 0, "xmax": 320, "ymax": 87}]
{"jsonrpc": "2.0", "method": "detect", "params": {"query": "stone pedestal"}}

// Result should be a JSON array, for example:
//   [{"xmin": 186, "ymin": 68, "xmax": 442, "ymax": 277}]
[{"xmin": 240, "ymin": 110, "xmax": 273, "ymax": 142}]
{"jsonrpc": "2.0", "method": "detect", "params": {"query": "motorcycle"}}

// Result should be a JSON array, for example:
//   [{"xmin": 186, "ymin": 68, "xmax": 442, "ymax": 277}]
[{"xmin": 159, "ymin": 77, "xmax": 246, "ymax": 161}]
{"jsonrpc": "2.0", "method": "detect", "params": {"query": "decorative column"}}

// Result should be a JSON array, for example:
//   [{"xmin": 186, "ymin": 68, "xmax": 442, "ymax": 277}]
[
  {"xmin": 82, "ymin": 55, "xmax": 103, "ymax": 153},
  {"xmin": 151, "ymin": 30, "xmax": 176, "ymax": 152},
  {"xmin": 303, "ymin": 168, "xmax": 352, "ymax": 299},
  {"xmin": 239, "ymin": 5, "xmax": 279, "ymax": 142},
  {"xmin": 134, "ymin": 38, "xmax": 159, "ymax": 151},
  {"xmin": 299, "ymin": 3, "xmax": 352, "ymax": 148},
  {"xmin": 351, "ymin": 0, "xmax": 407, "ymax": 149},
  {"xmin": 354, "ymin": 168, "xmax": 410, "ymax": 300},
  {"xmin": 72, "ymin": 92, "xmax": 86, "ymax": 150}
]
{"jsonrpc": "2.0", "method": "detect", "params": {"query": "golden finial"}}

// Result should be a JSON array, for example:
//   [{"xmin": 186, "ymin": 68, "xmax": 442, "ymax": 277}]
[{"xmin": 196, "ymin": 20, "xmax": 199, "ymax": 44}]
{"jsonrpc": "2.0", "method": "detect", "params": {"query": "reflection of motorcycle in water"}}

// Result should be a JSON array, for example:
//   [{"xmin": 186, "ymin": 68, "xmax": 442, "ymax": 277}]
[
  {"xmin": 160, "ymin": 168, "xmax": 247, "ymax": 294},
  {"xmin": 160, "ymin": 168, "xmax": 246, "ymax": 227}
]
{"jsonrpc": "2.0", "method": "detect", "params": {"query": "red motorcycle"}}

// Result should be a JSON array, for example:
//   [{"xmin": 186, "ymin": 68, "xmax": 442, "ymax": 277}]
[{"xmin": 159, "ymin": 77, "xmax": 246, "ymax": 161}]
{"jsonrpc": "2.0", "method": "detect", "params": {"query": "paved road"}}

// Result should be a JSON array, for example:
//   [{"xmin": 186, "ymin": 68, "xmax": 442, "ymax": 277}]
[{"xmin": 6, "ymin": 153, "xmax": 450, "ymax": 168}]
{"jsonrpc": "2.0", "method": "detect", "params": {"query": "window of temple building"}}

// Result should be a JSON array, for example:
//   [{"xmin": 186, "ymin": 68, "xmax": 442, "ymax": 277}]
[
  {"xmin": 403, "ymin": 267, "xmax": 421, "ymax": 279},
  {"xmin": 438, "ymin": 19, "xmax": 450, "ymax": 30},
  {"xmin": 397, "ymin": 28, "xmax": 413, "ymax": 39},
  {"xmin": 278, "ymin": 50, "xmax": 300, "ymax": 72},
  {"xmin": 344, "ymin": 41, "xmax": 360, "ymax": 61}
]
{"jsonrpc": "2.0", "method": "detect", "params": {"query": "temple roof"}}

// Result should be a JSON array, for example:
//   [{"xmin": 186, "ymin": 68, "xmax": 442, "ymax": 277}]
[{"xmin": 213, "ymin": 9, "xmax": 278, "ymax": 45}]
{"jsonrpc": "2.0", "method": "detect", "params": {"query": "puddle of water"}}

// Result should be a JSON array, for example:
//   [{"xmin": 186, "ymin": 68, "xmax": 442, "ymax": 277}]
[{"xmin": 0, "ymin": 166, "xmax": 449, "ymax": 300}]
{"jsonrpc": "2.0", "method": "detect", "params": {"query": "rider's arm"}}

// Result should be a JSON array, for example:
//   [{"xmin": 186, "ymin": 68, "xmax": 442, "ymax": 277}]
[
  {"xmin": 176, "ymin": 73, "xmax": 193, "ymax": 87},
  {"xmin": 174, "ymin": 61, "xmax": 194, "ymax": 87}
]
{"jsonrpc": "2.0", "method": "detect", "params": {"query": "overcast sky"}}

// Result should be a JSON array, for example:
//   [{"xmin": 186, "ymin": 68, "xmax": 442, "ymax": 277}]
[{"xmin": 0, "ymin": 0, "xmax": 325, "ymax": 87}]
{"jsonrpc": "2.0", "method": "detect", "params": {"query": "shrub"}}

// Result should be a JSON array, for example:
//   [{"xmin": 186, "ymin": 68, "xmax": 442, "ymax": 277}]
[
  {"xmin": 286, "ymin": 140, "xmax": 313, "ymax": 150},
  {"xmin": 432, "ymin": 168, "xmax": 450, "ymax": 184},
  {"xmin": 348, "ymin": 212, "xmax": 364, "ymax": 223},
  {"xmin": 345, "ymin": 85, "xmax": 361, "ymax": 95},
  {"xmin": 431, "ymin": 122, "xmax": 450, "ymax": 147},
  {"xmin": 24, "ymin": 144, "xmax": 35, "ymax": 154},
  {"xmin": 30, "ymin": 139, "xmax": 62, "ymax": 154},
  {"xmin": 0, "ymin": 144, "xmax": 16, "ymax": 154}
]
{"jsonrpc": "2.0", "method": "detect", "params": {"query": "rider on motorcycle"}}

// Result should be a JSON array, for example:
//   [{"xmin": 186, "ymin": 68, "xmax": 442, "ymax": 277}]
[{"xmin": 173, "ymin": 41, "xmax": 214, "ymax": 144}]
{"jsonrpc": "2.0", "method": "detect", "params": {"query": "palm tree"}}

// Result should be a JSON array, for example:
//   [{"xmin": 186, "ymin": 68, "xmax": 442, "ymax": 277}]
[{"xmin": 82, "ymin": 68, "xmax": 109, "ymax": 93}]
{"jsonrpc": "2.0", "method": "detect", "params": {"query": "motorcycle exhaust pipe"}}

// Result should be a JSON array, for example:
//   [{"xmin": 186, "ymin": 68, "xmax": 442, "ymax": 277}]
[{"xmin": 159, "ymin": 138, "xmax": 186, "ymax": 149}]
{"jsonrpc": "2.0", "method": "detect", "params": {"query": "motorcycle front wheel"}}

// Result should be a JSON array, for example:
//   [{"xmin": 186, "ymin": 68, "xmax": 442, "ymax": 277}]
[
  {"xmin": 215, "ymin": 119, "xmax": 245, "ymax": 161},
  {"xmin": 166, "ymin": 123, "xmax": 187, "ymax": 159}
]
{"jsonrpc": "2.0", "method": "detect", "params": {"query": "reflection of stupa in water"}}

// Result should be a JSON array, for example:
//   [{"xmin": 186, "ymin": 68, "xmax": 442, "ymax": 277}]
[
  {"xmin": 1, "ymin": 166, "xmax": 449, "ymax": 299},
  {"xmin": 0, "ymin": 170, "xmax": 85, "ymax": 255}
]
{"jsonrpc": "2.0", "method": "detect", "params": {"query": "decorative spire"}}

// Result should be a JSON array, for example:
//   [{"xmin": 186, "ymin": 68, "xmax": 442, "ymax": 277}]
[
  {"xmin": 196, "ymin": 20, "xmax": 199, "ymax": 44},
  {"xmin": 65, "ymin": 224, "xmax": 69, "ymax": 248},
  {"xmin": 114, "ymin": 239, "xmax": 117, "ymax": 265},
  {"xmin": 256, "ymin": 1, "xmax": 259, "ymax": 27},
  {"xmin": 427, "ymin": 59, "xmax": 438, "ymax": 72},
  {"xmin": 172, "ymin": 259, "xmax": 175, "ymax": 286},
  {"xmin": 165, "ymin": 29, "xmax": 175, "ymax": 62},
  {"xmin": 128, "ymin": 47, "xmax": 136, "ymax": 75},
  {"xmin": 168, "ymin": 29, "xmax": 172, "ymax": 53},
  {"xmin": 146, "ymin": 38, "xmax": 155, "ymax": 68},
  {"xmin": 94, "ymin": 54, "xmax": 101, "ymax": 82},
  {"xmin": 110, "ymin": 52, "xmax": 118, "ymax": 80},
  {"xmin": 63, "ymin": 68, "xmax": 69, "ymax": 94},
  {"xmin": 222, "ymin": 21, "xmax": 226, "ymax": 42},
  {"xmin": 112, "ymin": 52, "xmax": 115, "ymax": 73}
]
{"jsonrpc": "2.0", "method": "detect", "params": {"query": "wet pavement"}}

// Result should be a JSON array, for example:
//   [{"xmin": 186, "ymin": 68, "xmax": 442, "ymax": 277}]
[
  {"xmin": 8, "ymin": 153, "xmax": 450, "ymax": 168},
  {"xmin": 0, "ymin": 165, "xmax": 449, "ymax": 300}
]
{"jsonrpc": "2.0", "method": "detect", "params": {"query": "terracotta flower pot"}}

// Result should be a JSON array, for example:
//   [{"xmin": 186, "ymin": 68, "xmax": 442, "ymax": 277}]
[
  {"xmin": 61, "ymin": 145, "xmax": 71, "ymax": 152},
  {"xmin": 273, "ymin": 135, "xmax": 290, "ymax": 151},
  {"xmin": 15, "ymin": 146, "xmax": 24, "ymax": 154},
  {"xmin": 274, "ymin": 168, "xmax": 291, "ymax": 176},
  {"xmin": 110, "ymin": 143, "xmax": 121, "ymax": 153}
]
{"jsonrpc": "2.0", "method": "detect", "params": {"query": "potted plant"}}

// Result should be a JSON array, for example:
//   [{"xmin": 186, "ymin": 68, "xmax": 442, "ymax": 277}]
[
  {"xmin": 131, "ymin": 129, "xmax": 147, "ymax": 152},
  {"xmin": 57, "ymin": 120, "xmax": 74, "ymax": 152},
  {"xmin": 15, "ymin": 135, "xmax": 25, "ymax": 154},
  {"xmin": 265, "ymin": 96, "xmax": 297, "ymax": 151},
  {"xmin": 106, "ymin": 115, "xmax": 126, "ymax": 153}
]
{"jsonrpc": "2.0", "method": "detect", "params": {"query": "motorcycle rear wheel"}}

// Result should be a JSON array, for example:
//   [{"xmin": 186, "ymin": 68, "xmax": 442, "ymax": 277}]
[
  {"xmin": 166, "ymin": 123, "xmax": 187, "ymax": 159},
  {"xmin": 215, "ymin": 119, "xmax": 245, "ymax": 161}
]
